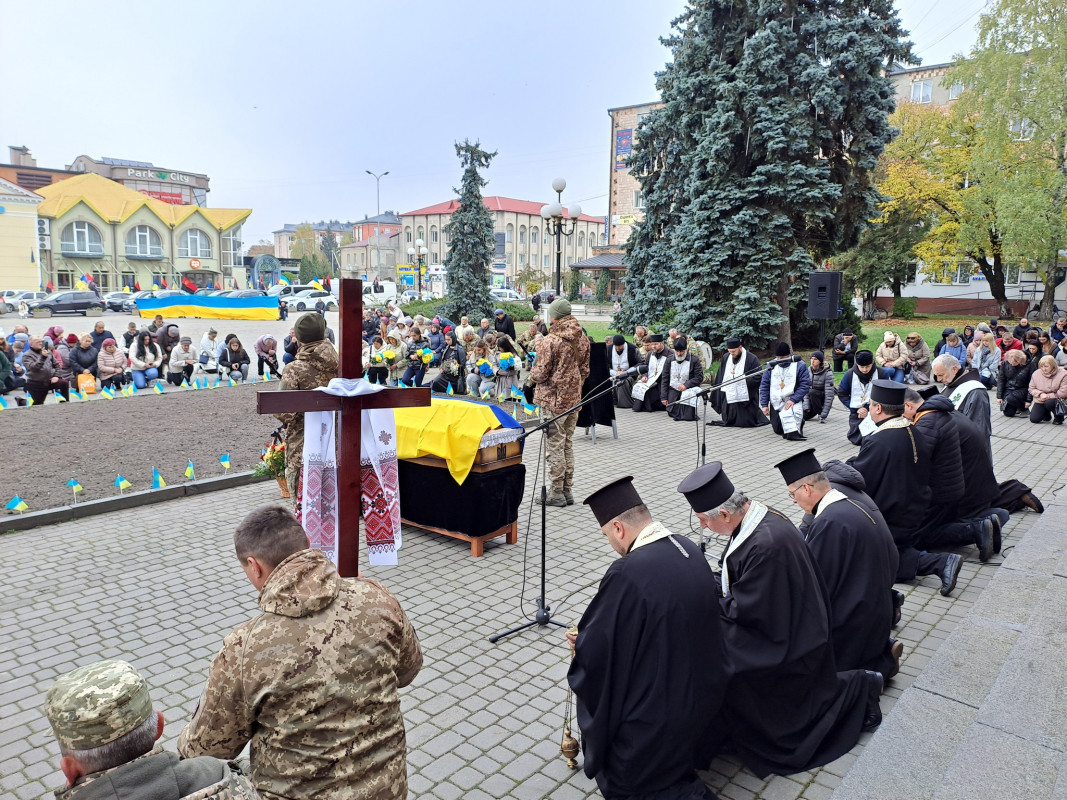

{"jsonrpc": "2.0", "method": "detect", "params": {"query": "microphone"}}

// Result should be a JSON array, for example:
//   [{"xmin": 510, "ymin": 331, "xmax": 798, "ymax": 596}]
[
  {"xmin": 618, "ymin": 364, "xmax": 649, "ymax": 378},
  {"xmin": 766, "ymin": 354, "xmax": 803, "ymax": 367}
]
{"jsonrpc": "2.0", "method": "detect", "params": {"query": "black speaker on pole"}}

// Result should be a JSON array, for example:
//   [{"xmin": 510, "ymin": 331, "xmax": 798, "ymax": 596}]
[{"xmin": 808, "ymin": 271, "xmax": 842, "ymax": 319}]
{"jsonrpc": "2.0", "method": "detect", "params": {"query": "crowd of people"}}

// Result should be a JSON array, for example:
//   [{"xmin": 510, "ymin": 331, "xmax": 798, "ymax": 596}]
[{"xmin": 0, "ymin": 314, "xmax": 330, "ymax": 405}]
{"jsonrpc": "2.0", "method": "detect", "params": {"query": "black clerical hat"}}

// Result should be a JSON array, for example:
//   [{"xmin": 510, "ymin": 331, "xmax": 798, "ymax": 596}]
[
  {"xmin": 774, "ymin": 448, "xmax": 822, "ymax": 486},
  {"xmin": 855, "ymin": 350, "xmax": 874, "ymax": 366},
  {"xmin": 917, "ymin": 385, "xmax": 940, "ymax": 401},
  {"xmin": 612, "ymin": 334, "xmax": 626, "ymax": 346},
  {"xmin": 871, "ymin": 379, "xmax": 906, "ymax": 406},
  {"xmin": 725, "ymin": 337, "xmax": 742, "ymax": 349},
  {"xmin": 646, "ymin": 333, "xmax": 664, "ymax": 343},
  {"xmin": 583, "ymin": 476, "xmax": 644, "ymax": 527},
  {"xmin": 677, "ymin": 462, "xmax": 735, "ymax": 513}
]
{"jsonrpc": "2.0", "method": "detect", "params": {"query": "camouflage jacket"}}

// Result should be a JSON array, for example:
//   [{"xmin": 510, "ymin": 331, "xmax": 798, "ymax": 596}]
[
  {"xmin": 55, "ymin": 747, "xmax": 259, "ymax": 800},
  {"xmin": 177, "ymin": 550, "xmax": 423, "ymax": 800},
  {"xmin": 275, "ymin": 339, "xmax": 339, "ymax": 470},
  {"xmin": 529, "ymin": 314, "xmax": 591, "ymax": 413}
]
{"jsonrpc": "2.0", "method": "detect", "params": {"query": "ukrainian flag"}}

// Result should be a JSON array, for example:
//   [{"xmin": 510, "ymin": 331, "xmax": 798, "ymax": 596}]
[
  {"xmin": 219, "ymin": 454, "xmax": 231, "ymax": 469},
  {"xmin": 185, "ymin": 461, "xmax": 195, "ymax": 479},
  {"xmin": 67, "ymin": 479, "xmax": 83, "ymax": 493},
  {"xmin": 279, "ymin": 274, "xmax": 291, "ymax": 285},
  {"xmin": 153, "ymin": 383, "xmax": 165, "ymax": 395},
  {"xmin": 152, "ymin": 468, "xmax": 166, "ymax": 489},
  {"xmin": 115, "ymin": 475, "xmax": 132, "ymax": 490},
  {"xmin": 5, "ymin": 496, "xmax": 28, "ymax": 512}
]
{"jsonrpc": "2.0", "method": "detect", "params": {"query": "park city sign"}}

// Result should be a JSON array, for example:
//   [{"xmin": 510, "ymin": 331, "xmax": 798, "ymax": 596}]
[{"xmin": 127, "ymin": 168, "xmax": 191, "ymax": 184}]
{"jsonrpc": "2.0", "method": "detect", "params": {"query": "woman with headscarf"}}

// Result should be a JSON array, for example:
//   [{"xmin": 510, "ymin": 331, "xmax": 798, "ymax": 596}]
[
  {"xmin": 383, "ymin": 333, "xmax": 407, "ymax": 386},
  {"xmin": 129, "ymin": 330, "xmax": 163, "ymax": 389},
  {"xmin": 23, "ymin": 336, "xmax": 68, "ymax": 404},
  {"xmin": 960, "ymin": 325, "xmax": 975, "ymax": 347}
]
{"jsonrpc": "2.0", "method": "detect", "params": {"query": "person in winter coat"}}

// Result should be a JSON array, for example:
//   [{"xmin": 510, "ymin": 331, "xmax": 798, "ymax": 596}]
[
  {"xmin": 997, "ymin": 349, "xmax": 1030, "ymax": 417},
  {"xmin": 902, "ymin": 332, "xmax": 933, "ymax": 385},
  {"xmin": 1056, "ymin": 337, "xmax": 1067, "ymax": 368},
  {"xmin": 940, "ymin": 332, "xmax": 969, "ymax": 367},
  {"xmin": 971, "ymin": 332, "xmax": 1002, "ymax": 387},
  {"xmin": 89, "ymin": 321, "xmax": 115, "ymax": 351},
  {"xmin": 219, "ymin": 337, "xmax": 251, "ymax": 382},
  {"xmin": 167, "ymin": 337, "xmax": 197, "ymax": 385},
  {"xmin": 155, "ymin": 324, "xmax": 181, "ymax": 369},
  {"xmin": 467, "ymin": 341, "xmax": 495, "ymax": 396},
  {"xmin": 96, "ymin": 339, "xmax": 128, "ymax": 390},
  {"xmin": 803, "ymin": 350, "xmax": 835, "ymax": 423},
  {"xmin": 875, "ymin": 331, "xmax": 907, "ymax": 382},
  {"xmin": 43, "ymin": 325, "xmax": 65, "ymax": 349},
  {"xmin": 122, "ymin": 322, "xmax": 140, "ymax": 352},
  {"xmin": 366, "ymin": 336, "xmax": 389, "ymax": 385},
  {"xmin": 960, "ymin": 325, "xmax": 975, "ymax": 347},
  {"xmin": 831, "ymin": 329, "xmax": 858, "ymax": 371},
  {"xmin": 0, "ymin": 340, "xmax": 21, "ymax": 394},
  {"xmin": 430, "ymin": 331, "xmax": 466, "ymax": 394},
  {"xmin": 836, "ymin": 351, "xmax": 890, "ymax": 445},
  {"xmin": 130, "ymin": 331, "xmax": 164, "ymax": 389},
  {"xmin": 23, "ymin": 337, "xmax": 69, "ymax": 403},
  {"xmin": 493, "ymin": 308, "xmax": 517, "ymax": 341},
  {"xmin": 55, "ymin": 334, "xmax": 77, "ymax": 384},
  {"xmin": 384, "ymin": 333, "xmax": 407, "ymax": 386},
  {"xmin": 254, "ymin": 334, "xmax": 280, "ymax": 378},
  {"xmin": 401, "ymin": 328, "xmax": 432, "ymax": 387},
  {"xmin": 426, "ymin": 323, "xmax": 445, "ymax": 363},
  {"xmin": 933, "ymin": 328, "xmax": 955, "ymax": 358},
  {"xmin": 1027, "ymin": 356, "xmax": 1067, "ymax": 424},
  {"xmin": 70, "ymin": 334, "xmax": 100, "ymax": 380}
]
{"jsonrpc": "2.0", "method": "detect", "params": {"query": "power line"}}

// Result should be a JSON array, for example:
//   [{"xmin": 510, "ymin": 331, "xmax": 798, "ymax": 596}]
[{"xmin": 913, "ymin": 2, "xmax": 988, "ymax": 56}]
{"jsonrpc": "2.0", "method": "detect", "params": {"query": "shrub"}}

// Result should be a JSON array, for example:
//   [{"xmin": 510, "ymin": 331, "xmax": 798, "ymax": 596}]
[{"xmin": 893, "ymin": 296, "xmax": 918, "ymax": 320}]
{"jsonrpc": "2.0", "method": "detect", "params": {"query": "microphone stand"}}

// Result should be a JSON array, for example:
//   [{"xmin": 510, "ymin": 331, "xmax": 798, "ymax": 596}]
[{"xmin": 489, "ymin": 377, "xmax": 626, "ymax": 644}]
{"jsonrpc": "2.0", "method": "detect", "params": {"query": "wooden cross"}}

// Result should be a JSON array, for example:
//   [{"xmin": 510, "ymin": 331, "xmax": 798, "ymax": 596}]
[{"xmin": 256, "ymin": 277, "xmax": 430, "ymax": 577}]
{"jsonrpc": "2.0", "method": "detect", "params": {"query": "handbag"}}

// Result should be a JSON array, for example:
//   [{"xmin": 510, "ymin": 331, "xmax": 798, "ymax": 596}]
[
  {"xmin": 199, "ymin": 353, "xmax": 209, "ymax": 364},
  {"xmin": 77, "ymin": 373, "xmax": 97, "ymax": 394},
  {"xmin": 1055, "ymin": 399, "xmax": 1067, "ymax": 417}
]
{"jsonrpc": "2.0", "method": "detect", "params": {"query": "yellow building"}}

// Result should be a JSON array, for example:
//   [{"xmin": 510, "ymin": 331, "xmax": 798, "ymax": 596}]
[
  {"xmin": 0, "ymin": 177, "xmax": 43, "ymax": 292},
  {"xmin": 34, "ymin": 173, "xmax": 251, "ymax": 292}
]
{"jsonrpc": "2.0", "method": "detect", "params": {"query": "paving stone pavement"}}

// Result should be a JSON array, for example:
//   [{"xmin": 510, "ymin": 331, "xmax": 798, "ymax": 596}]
[{"xmin": 0, "ymin": 389, "xmax": 1059, "ymax": 800}]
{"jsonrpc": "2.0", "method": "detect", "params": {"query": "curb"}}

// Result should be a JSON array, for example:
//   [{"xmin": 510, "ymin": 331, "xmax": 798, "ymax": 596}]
[{"xmin": 1, "ymin": 472, "xmax": 270, "ymax": 533}]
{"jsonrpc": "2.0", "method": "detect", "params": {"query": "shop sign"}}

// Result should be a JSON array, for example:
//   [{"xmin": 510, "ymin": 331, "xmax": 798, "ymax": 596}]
[
  {"xmin": 128, "ymin": 168, "xmax": 191, "ymax": 184},
  {"xmin": 190, "ymin": 259, "xmax": 201, "ymax": 269}
]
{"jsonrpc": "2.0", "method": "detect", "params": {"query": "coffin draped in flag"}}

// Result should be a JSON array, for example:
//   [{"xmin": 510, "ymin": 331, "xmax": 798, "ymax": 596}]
[{"xmin": 300, "ymin": 378, "xmax": 402, "ymax": 566}]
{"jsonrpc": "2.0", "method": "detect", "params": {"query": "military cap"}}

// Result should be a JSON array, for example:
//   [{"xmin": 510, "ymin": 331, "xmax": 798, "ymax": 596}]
[
  {"xmin": 870, "ymin": 379, "xmax": 906, "ymax": 406},
  {"xmin": 583, "ymin": 476, "xmax": 644, "ymax": 527},
  {"xmin": 548, "ymin": 298, "xmax": 572, "ymax": 319},
  {"xmin": 46, "ymin": 660, "xmax": 153, "ymax": 751},
  {"xmin": 677, "ymin": 462, "xmax": 735, "ymax": 514},
  {"xmin": 294, "ymin": 312, "xmax": 326, "ymax": 344},
  {"xmin": 774, "ymin": 448, "xmax": 822, "ymax": 486}
]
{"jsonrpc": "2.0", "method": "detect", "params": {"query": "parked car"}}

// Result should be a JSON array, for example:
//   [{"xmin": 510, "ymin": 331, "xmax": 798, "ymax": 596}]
[
  {"xmin": 399, "ymin": 290, "xmax": 420, "ymax": 304},
  {"xmin": 230, "ymin": 289, "xmax": 267, "ymax": 298},
  {"xmin": 267, "ymin": 284, "xmax": 316, "ymax": 298},
  {"xmin": 285, "ymin": 289, "xmax": 338, "ymax": 311},
  {"xmin": 490, "ymin": 288, "xmax": 523, "ymax": 303},
  {"xmin": 3, "ymin": 290, "xmax": 47, "ymax": 313},
  {"xmin": 121, "ymin": 291, "xmax": 155, "ymax": 313},
  {"xmin": 104, "ymin": 291, "xmax": 132, "ymax": 312},
  {"xmin": 194, "ymin": 288, "xmax": 217, "ymax": 296},
  {"xmin": 29, "ymin": 291, "xmax": 105, "ymax": 316}
]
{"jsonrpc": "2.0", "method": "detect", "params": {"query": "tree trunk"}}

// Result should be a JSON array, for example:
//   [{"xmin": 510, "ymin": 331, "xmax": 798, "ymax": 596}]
[
  {"xmin": 777, "ymin": 273, "xmax": 791, "ymax": 346},
  {"xmin": 973, "ymin": 252, "xmax": 1011, "ymax": 319},
  {"xmin": 1036, "ymin": 253, "xmax": 1061, "ymax": 321}
]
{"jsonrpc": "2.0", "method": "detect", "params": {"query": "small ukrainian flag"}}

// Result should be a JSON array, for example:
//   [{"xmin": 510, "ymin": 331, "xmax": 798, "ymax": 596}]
[
  {"xmin": 0, "ymin": 395, "xmax": 7, "ymax": 409},
  {"xmin": 219, "ymin": 454, "xmax": 231, "ymax": 470},
  {"xmin": 185, "ymin": 461, "xmax": 195, "ymax": 479},
  {"xmin": 446, "ymin": 383, "xmax": 454, "ymax": 395},
  {"xmin": 66, "ymin": 479, "xmax": 83, "ymax": 494},
  {"xmin": 152, "ymin": 468, "xmax": 166, "ymax": 489},
  {"xmin": 181, "ymin": 378, "xmax": 190, "ymax": 389},
  {"xmin": 481, "ymin": 388, "xmax": 492, "ymax": 400},
  {"xmin": 115, "ymin": 475, "xmax": 132, "ymax": 490},
  {"xmin": 153, "ymin": 383, "xmax": 165, "ymax": 395},
  {"xmin": 5, "ymin": 496, "xmax": 28, "ymax": 512},
  {"xmin": 69, "ymin": 389, "xmax": 84, "ymax": 402},
  {"xmin": 54, "ymin": 391, "xmax": 67, "ymax": 403}
]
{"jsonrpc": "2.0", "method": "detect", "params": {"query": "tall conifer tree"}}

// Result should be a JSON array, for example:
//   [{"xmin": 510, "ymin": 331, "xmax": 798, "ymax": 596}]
[
  {"xmin": 620, "ymin": 0, "xmax": 911, "ymax": 347},
  {"xmin": 441, "ymin": 139, "xmax": 497, "ymax": 322}
]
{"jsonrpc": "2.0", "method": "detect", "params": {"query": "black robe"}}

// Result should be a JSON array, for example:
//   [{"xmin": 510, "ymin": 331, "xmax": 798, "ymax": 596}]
[
  {"xmin": 577, "ymin": 336, "xmax": 616, "ymax": 429},
  {"xmin": 660, "ymin": 352, "xmax": 704, "ymax": 421},
  {"xmin": 632, "ymin": 352, "xmax": 665, "ymax": 412},
  {"xmin": 569, "ymin": 533, "xmax": 727, "ymax": 799},
  {"xmin": 710, "ymin": 350, "xmax": 767, "ymax": 427},
  {"xmin": 806, "ymin": 493, "xmax": 899, "ymax": 678},
  {"xmin": 718, "ymin": 507, "xmax": 871, "ymax": 778}
]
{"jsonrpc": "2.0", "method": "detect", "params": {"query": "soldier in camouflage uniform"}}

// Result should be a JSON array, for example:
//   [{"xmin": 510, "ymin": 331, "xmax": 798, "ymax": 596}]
[
  {"xmin": 529, "ymin": 298, "xmax": 591, "ymax": 507},
  {"xmin": 45, "ymin": 659, "xmax": 259, "ymax": 800},
  {"xmin": 178, "ymin": 505, "xmax": 423, "ymax": 800},
  {"xmin": 275, "ymin": 313, "xmax": 339, "ymax": 500}
]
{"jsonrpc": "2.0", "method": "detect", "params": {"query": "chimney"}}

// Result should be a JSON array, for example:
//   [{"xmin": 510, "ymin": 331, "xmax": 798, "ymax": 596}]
[{"xmin": 8, "ymin": 146, "xmax": 36, "ymax": 167}]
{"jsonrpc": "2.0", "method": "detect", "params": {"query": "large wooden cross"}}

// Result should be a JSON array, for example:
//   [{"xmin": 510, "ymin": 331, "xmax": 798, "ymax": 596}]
[{"xmin": 257, "ymin": 278, "xmax": 430, "ymax": 577}]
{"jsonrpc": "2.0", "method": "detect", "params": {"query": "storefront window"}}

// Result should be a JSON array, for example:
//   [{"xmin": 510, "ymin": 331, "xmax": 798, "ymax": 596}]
[
  {"xmin": 125, "ymin": 225, "xmax": 163, "ymax": 258},
  {"xmin": 222, "ymin": 225, "xmax": 243, "ymax": 268}
]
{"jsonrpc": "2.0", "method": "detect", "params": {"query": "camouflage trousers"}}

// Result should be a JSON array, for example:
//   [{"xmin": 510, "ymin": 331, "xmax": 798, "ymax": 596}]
[
  {"xmin": 545, "ymin": 409, "xmax": 579, "ymax": 496},
  {"xmin": 285, "ymin": 462, "xmax": 301, "ymax": 507}
]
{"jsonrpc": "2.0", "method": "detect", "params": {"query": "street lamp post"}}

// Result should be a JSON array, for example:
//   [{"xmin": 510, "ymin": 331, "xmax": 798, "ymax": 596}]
[
  {"xmin": 407, "ymin": 238, "xmax": 429, "ymax": 300},
  {"xmin": 365, "ymin": 170, "xmax": 389, "ymax": 281},
  {"xmin": 540, "ymin": 177, "xmax": 583, "ymax": 297}
]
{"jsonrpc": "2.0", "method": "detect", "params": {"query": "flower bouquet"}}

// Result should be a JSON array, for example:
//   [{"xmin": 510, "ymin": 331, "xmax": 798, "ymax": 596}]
[{"xmin": 254, "ymin": 441, "xmax": 289, "ymax": 496}]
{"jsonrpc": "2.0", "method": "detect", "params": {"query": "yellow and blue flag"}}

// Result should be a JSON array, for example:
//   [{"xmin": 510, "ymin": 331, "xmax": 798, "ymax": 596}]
[
  {"xmin": 185, "ymin": 461, "xmax": 195, "ymax": 479},
  {"xmin": 510, "ymin": 386, "xmax": 525, "ymax": 401},
  {"xmin": 279, "ymin": 274, "xmax": 291, "ymax": 286},
  {"xmin": 446, "ymin": 382, "xmax": 454, "ymax": 395},
  {"xmin": 54, "ymin": 391, "xmax": 67, "ymax": 403},
  {"xmin": 398, "ymin": 379, "xmax": 408, "ymax": 388},
  {"xmin": 311, "ymin": 279, "xmax": 324, "ymax": 291},
  {"xmin": 26, "ymin": 395, "xmax": 34, "ymax": 406},
  {"xmin": 219, "ymin": 454, "xmax": 231, "ymax": 470},
  {"xmin": 69, "ymin": 389, "xmax": 84, "ymax": 402},
  {"xmin": 523, "ymin": 402, "xmax": 540, "ymax": 416},
  {"xmin": 66, "ymin": 479, "xmax": 83, "ymax": 494},
  {"xmin": 101, "ymin": 387, "xmax": 115, "ymax": 399},
  {"xmin": 6, "ymin": 496, "xmax": 28, "ymax": 512},
  {"xmin": 115, "ymin": 475, "xmax": 131, "ymax": 490},
  {"xmin": 152, "ymin": 468, "xmax": 166, "ymax": 489},
  {"xmin": 0, "ymin": 395, "xmax": 7, "ymax": 409},
  {"xmin": 181, "ymin": 378, "xmax": 190, "ymax": 389},
  {"xmin": 481, "ymin": 388, "xmax": 492, "ymax": 400},
  {"xmin": 153, "ymin": 383, "xmax": 165, "ymax": 395}
]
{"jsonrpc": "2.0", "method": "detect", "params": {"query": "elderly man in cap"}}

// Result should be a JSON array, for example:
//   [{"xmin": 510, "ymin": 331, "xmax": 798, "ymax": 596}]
[
  {"xmin": 710, "ymin": 336, "xmax": 768, "ymax": 428},
  {"xmin": 775, "ymin": 449, "xmax": 902, "ymax": 680},
  {"xmin": 631, "ymin": 333, "xmax": 667, "ymax": 412},
  {"xmin": 759, "ymin": 341, "xmax": 811, "ymax": 440},
  {"xmin": 677, "ymin": 462, "xmax": 882, "ymax": 778},
  {"xmin": 45, "ymin": 659, "xmax": 257, "ymax": 800},
  {"xmin": 932, "ymin": 353, "xmax": 992, "ymax": 446},
  {"xmin": 607, "ymin": 334, "xmax": 639, "ymax": 407},
  {"xmin": 836, "ymin": 350, "xmax": 891, "ymax": 445},
  {"xmin": 832, "ymin": 328, "xmax": 857, "ymax": 371},
  {"xmin": 276, "ymin": 313, "xmax": 339, "ymax": 502},
  {"xmin": 529, "ymin": 297, "xmax": 591, "ymax": 506},
  {"xmin": 179, "ymin": 505, "xmax": 422, "ymax": 800},
  {"xmin": 847, "ymin": 380, "xmax": 963, "ymax": 596},
  {"xmin": 660, "ymin": 335, "xmax": 704, "ymax": 421},
  {"xmin": 568, "ymin": 477, "xmax": 726, "ymax": 800},
  {"xmin": 493, "ymin": 307, "xmax": 516, "ymax": 341}
]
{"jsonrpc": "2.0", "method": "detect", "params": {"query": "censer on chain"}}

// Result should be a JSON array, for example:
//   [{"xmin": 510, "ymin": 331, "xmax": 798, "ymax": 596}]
[{"xmin": 561, "ymin": 626, "xmax": 581, "ymax": 769}]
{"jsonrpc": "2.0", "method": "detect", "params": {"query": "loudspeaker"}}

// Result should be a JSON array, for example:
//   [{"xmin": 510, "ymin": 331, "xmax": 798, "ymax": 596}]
[{"xmin": 808, "ymin": 271, "xmax": 842, "ymax": 320}]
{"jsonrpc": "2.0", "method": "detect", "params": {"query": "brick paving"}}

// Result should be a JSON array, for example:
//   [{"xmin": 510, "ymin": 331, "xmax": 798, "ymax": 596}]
[{"xmin": 0, "ymin": 389, "xmax": 1058, "ymax": 800}]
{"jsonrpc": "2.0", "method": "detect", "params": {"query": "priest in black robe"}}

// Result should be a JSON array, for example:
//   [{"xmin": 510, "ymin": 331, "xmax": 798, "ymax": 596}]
[
  {"xmin": 607, "ymin": 334, "xmax": 640, "ymax": 408},
  {"xmin": 660, "ymin": 336, "xmax": 704, "ymax": 421},
  {"xmin": 631, "ymin": 334, "xmax": 667, "ymax": 412},
  {"xmin": 709, "ymin": 337, "xmax": 767, "ymax": 428},
  {"xmin": 568, "ymin": 476, "xmax": 726, "ymax": 800},
  {"xmin": 677, "ymin": 463, "xmax": 882, "ymax": 779},
  {"xmin": 847, "ymin": 380, "xmax": 962, "ymax": 594},
  {"xmin": 775, "ymin": 449, "xmax": 901, "ymax": 680}
]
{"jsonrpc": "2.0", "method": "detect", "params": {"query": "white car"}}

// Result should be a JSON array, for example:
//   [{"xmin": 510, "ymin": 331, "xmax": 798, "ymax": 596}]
[
  {"xmin": 284, "ymin": 290, "xmax": 338, "ymax": 311},
  {"xmin": 490, "ymin": 288, "xmax": 523, "ymax": 303},
  {"xmin": 3, "ymin": 290, "xmax": 47, "ymax": 313}
]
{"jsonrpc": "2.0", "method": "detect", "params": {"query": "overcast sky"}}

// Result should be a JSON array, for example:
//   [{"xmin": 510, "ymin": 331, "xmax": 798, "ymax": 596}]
[{"xmin": 2, "ymin": 0, "xmax": 984, "ymax": 245}]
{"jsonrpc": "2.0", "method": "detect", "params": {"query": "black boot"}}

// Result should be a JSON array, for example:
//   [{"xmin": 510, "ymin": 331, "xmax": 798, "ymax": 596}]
[
  {"xmin": 891, "ymin": 589, "xmax": 905, "ymax": 627},
  {"xmin": 939, "ymin": 553, "xmax": 963, "ymax": 597},
  {"xmin": 862, "ymin": 671, "xmax": 884, "ymax": 731}
]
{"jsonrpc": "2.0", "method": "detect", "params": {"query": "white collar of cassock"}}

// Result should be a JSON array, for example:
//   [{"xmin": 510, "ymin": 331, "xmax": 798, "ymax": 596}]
[
  {"xmin": 721, "ymin": 501, "xmax": 767, "ymax": 595},
  {"xmin": 813, "ymin": 488, "xmax": 847, "ymax": 519},
  {"xmin": 629, "ymin": 520, "xmax": 686, "ymax": 556}
]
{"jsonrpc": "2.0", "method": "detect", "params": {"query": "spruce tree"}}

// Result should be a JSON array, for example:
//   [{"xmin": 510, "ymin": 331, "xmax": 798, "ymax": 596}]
[
  {"xmin": 620, "ymin": 0, "xmax": 910, "ymax": 348},
  {"xmin": 440, "ymin": 139, "xmax": 497, "ymax": 322}
]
